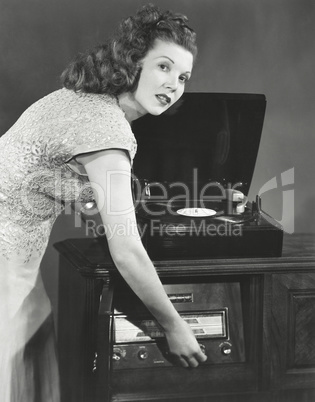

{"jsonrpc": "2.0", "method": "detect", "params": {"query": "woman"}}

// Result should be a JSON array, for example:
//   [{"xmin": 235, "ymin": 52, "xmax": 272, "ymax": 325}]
[{"xmin": 0, "ymin": 4, "xmax": 206, "ymax": 401}]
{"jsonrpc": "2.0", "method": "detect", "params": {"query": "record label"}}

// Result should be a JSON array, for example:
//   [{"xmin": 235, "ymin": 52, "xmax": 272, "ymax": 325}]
[{"xmin": 176, "ymin": 208, "xmax": 216, "ymax": 217}]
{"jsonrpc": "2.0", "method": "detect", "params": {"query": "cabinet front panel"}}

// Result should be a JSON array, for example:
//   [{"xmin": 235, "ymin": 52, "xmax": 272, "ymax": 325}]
[{"xmin": 271, "ymin": 273, "xmax": 315, "ymax": 391}]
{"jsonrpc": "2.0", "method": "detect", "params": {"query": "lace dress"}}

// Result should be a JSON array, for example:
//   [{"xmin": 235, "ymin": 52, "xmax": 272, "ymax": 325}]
[{"xmin": 0, "ymin": 88, "xmax": 137, "ymax": 401}]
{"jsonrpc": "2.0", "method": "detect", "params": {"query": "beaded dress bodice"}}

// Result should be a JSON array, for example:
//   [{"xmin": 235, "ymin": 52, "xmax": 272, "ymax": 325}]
[{"xmin": 0, "ymin": 88, "xmax": 137, "ymax": 262}]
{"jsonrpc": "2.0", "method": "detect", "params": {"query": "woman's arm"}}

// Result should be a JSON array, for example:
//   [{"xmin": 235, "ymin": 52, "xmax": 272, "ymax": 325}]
[{"xmin": 77, "ymin": 149, "xmax": 207, "ymax": 368}]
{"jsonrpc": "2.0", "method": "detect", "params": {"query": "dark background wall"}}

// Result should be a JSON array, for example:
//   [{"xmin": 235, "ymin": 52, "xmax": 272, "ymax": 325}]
[{"xmin": 1, "ymin": 0, "xmax": 314, "ymax": 317}]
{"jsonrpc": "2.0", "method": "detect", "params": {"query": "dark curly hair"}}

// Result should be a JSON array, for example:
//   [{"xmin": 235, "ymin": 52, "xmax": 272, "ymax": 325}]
[{"xmin": 60, "ymin": 4, "xmax": 197, "ymax": 96}]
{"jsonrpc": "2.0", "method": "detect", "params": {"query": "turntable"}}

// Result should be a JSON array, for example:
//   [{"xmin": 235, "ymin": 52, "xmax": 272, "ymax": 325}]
[{"xmin": 131, "ymin": 93, "xmax": 283, "ymax": 259}]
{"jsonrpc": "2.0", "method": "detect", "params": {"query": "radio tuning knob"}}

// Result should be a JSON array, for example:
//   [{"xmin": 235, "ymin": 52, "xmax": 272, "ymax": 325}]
[
  {"xmin": 112, "ymin": 347, "xmax": 123, "ymax": 361},
  {"xmin": 221, "ymin": 343, "xmax": 232, "ymax": 356},
  {"xmin": 199, "ymin": 343, "xmax": 206, "ymax": 355},
  {"xmin": 138, "ymin": 349, "xmax": 149, "ymax": 360},
  {"xmin": 112, "ymin": 352, "xmax": 121, "ymax": 361}
]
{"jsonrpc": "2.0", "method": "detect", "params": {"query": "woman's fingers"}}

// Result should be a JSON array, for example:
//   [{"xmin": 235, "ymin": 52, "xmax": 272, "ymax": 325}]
[
  {"xmin": 178, "ymin": 356, "xmax": 189, "ymax": 368},
  {"xmin": 164, "ymin": 319, "xmax": 209, "ymax": 368},
  {"xmin": 185, "ymin": 356, "xmax": 199, "ymax": 368},
  {"xmin": 196, "ymin": 347, "xmax": 208, "ymax": 363},
  {"xmin": 176, "ymin": 350, "xmax": 207, "ymax": 368}
]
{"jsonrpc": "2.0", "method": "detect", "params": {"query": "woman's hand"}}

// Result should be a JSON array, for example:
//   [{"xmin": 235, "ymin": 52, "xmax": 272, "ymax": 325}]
[{"xmin": 164, "ymin": 317, "xmax": 207, "ymax": 368}]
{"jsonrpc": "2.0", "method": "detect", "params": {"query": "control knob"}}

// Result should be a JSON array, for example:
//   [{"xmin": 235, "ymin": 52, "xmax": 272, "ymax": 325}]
[
  {"xmin": 220, "ymin": 342, "xmax": 232, "ymax": 356},
  {"xmin": 112, "ymin": 347, "xmax": 126, "ymax": 361},
  {"xmin": 138, "ymin": 349, "xmax": 149, "ymax": 360}
]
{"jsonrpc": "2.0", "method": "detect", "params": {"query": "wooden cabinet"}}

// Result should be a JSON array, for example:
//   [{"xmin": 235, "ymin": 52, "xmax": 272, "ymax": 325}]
[
  {"xmin": 268, "ymin": 273, "xmax": 315, "ymax": 396},
  {"xmin": 55, "ymin": 234, "xmax": 315, "ymax": 402}
]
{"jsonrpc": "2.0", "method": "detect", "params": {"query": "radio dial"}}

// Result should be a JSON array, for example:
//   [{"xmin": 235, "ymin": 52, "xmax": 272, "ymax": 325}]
[{"xmin": 138, "ymin": 349, "xmax": 149, "ymax": 360}]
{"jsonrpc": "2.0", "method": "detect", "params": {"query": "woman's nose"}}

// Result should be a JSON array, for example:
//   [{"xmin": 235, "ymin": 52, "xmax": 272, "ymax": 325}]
[{"xmin": 165, "ymin": 75, "xmax": 178, "ymax": 91}]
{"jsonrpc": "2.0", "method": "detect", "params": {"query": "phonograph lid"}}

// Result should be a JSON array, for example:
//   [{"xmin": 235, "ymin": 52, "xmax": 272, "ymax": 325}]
[{"xmin": 131, "ymin": 92, "xmax": 266, "ymax": 197}]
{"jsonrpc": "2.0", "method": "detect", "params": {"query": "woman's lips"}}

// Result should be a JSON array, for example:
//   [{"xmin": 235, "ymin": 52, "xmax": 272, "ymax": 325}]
[{"xmin": 156, "ymin": 94, "xmax": 171, "ymax": 105}]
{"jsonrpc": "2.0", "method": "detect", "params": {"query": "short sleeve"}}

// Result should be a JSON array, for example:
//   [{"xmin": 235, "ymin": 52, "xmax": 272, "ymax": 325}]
[{"xmin": 45, "ymin": 90, "xmax": 137, "ymax": 176}]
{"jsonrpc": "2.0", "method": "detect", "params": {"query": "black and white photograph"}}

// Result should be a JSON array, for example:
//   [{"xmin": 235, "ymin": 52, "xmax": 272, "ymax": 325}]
[{"xmin": 0, "ymin": 1, "xmax": 314, "ymax": 401}]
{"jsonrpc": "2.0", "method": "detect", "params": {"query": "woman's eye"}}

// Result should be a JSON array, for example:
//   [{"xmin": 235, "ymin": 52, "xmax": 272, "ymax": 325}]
[
  {"xmin": 159, "ymin": 64, "xmax": 169, "ymax": 71},
  {"xmin": 179, "ymin": 75, "xmax": 188, "ymax": 83}
]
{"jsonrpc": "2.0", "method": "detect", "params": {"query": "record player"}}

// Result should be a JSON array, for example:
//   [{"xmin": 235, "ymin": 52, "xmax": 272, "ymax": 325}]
[{"xmin": 131, "ymin": 92, "xmax": 283, "ymax": 260}]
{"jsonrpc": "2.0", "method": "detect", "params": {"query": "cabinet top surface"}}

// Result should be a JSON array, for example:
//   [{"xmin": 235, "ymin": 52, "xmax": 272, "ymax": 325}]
[{"xmin": 55, "ymin": 234, "xmax": 315, "ymax": 277}]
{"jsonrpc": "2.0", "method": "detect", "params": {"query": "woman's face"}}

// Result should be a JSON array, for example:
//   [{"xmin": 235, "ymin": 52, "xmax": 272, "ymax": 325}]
[{"xmin": 131, "ymin": 39, "xmax": 193, "ymax": 118}]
